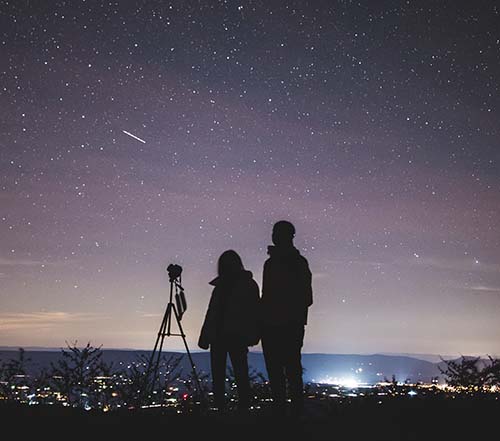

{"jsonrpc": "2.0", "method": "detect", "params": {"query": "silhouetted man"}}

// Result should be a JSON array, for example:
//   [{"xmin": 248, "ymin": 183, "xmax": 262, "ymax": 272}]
[{"xmin": 261, "ymin": 220, "xmax": 313, "ymax": 417}]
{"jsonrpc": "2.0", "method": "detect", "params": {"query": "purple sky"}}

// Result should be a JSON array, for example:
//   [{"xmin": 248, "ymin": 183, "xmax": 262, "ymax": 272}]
[{"xmin": 1, "ymin": 1, "xmax": 499, "ymax": 355}]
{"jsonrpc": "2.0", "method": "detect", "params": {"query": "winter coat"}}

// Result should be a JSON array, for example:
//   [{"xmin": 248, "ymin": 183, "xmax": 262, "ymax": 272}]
[
  {"xmin": 198, "ymin": 270, "xmax": 260, "ymax": 349},
  {"xmin": 261, "ymin": 245, "xmax": 313, "ymax": 326}
]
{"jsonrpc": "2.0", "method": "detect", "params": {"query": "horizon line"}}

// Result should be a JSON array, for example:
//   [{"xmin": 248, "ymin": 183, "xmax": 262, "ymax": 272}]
[{"xmin": 0, "ymin": 345, "xmax": 476, "ymax": 358}]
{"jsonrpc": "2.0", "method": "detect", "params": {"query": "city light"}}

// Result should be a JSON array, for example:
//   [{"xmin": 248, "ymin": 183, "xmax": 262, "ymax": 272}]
[{"xmin": 316, "ymin": 376, "xmax": 360, "ymax": 388}]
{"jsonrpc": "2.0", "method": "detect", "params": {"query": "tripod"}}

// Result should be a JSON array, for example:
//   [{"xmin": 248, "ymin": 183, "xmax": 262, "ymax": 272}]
[{"xmin": 144, "ymin": 270, "xmax": 204, "ymax": 406}]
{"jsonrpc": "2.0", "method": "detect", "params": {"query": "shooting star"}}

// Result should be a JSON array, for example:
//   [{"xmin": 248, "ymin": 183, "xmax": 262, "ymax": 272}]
[{"xmin": 122, "ymin": 130, "xmax": 146, "ymax": 144}]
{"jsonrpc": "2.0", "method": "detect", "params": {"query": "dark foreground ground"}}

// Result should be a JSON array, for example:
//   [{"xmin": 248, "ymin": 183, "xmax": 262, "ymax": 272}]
[{"xmin": 2, "ymin": 396, "xmax": 498, "ymax": 440}]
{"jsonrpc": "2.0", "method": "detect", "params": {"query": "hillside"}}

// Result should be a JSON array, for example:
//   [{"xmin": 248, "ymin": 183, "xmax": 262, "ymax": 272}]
[{"xmin": 0, "ymin": 348, "xmax": 443, "ymax": 383}]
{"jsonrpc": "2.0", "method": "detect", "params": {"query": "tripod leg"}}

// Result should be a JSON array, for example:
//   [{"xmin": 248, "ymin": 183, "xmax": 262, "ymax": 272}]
[
  {"xmin": 167, "ymin": 280, "xmax": 174, "ymax": 336},
  {"xmin": 172, "ymin": 304, "xmax": 206, "ymax": 407},
  {"xmin": 146, "ymin": 306, "xmax": 169, "ymax": 400}
]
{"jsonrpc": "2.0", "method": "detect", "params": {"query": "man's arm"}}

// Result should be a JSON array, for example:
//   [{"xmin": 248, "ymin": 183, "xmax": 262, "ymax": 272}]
[
  {"xmin": 262, "ymin": 259, "xmax": 271, "ymax": 300},
  {"xmin": 302, "ymin": 257, "xmax": 313, "ymax": 308}
]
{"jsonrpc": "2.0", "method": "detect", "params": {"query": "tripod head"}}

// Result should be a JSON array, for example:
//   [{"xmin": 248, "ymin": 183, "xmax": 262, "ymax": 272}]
[{"xmin": 167, "ymin": 263, "xmax": 182, "ymax": 283}]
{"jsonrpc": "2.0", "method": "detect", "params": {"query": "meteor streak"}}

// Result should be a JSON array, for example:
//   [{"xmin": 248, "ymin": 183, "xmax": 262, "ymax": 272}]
[{"xmin": 122, "ymin": 130, "xmax": 146, "ymax": 144}]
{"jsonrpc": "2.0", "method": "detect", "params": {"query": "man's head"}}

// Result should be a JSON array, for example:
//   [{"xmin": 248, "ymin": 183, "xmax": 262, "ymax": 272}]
[{"xmin": 272, "ymin": 220, "xmax": 296, "ymax": 246}]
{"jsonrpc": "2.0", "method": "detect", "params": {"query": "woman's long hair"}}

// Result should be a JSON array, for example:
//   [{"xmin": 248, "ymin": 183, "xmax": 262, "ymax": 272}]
[{"xmin": 217, "ymin": 250, "xmax": 244, "ymax": 278}]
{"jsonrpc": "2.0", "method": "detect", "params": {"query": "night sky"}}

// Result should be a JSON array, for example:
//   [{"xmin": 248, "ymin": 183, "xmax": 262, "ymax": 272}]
[{"xmin": 1, "ymin": 1, "xmax": 499, "ymax": 356}]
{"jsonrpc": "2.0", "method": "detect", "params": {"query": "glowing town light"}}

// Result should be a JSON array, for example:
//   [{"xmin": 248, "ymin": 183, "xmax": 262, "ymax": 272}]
[
  {"xmin": 315, "ymin": 376, "xmax": 361, "ymax": 388},
  {"xmin": 339, "ymin": 378, "xmax": 360, "ymax": 389}
]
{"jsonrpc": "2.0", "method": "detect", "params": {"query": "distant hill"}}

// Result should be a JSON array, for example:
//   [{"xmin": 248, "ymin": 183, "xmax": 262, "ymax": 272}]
[
  {"xmin": 0, "ymin": 348, "xmax": 446, "ymax": 383},
  {"xmin": 376, "ymin": 352, "xmax": 458, "ymax": 363}
]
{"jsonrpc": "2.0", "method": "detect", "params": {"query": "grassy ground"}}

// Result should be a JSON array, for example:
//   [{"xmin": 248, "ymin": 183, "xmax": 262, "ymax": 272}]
[{"xmin": 2, "ymin": 396, "xmax": 498, "ymax": 440}]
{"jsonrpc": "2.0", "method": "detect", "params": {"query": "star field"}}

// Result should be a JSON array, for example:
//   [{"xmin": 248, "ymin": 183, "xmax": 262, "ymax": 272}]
[{"xmin": 1, "ymin": 1, "xmax": 499, "ymax": 355}]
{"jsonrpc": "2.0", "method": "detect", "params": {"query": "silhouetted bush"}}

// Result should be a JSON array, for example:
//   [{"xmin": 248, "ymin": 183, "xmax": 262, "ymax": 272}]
[
  {"xmin": 439, "ymin": 356, "xmax": 500, "ymax": 391},
  {"xmin": 118, "ymin": 352, "xmax": 183, "ymax": 408},
  {"xmin": 0, "ymin": 348, "xmax": 30, "ymax": 401},
  {"xmin": 48, "ymin": 341, "xmax": 116, "ymax": 408}
]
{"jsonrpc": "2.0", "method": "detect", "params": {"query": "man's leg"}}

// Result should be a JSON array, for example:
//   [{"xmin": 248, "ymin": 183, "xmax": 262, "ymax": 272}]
[
  {"xmin": 284, "ymin": 324, "xmax": 305, "ymax": 417},
  {"xmin": 210, "ymin": 343, "xmax": 227, "ymax": 411},
  {"xmin": 262, "ymin": 327, "xmax": 286, "ymax": 415},
  {"xmin": 229, "ymin": 345, "xmax": 250, "ymax": 411}
]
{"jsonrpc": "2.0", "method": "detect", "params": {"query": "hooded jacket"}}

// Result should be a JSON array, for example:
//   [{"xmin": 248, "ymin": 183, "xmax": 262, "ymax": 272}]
[
  {"xmin": 261, "ymin": 245, "xmax": 313, "ymax": 327},
  {"xmin": 198, "ymin": 270, "xmax": 260, "ymax": 349}
]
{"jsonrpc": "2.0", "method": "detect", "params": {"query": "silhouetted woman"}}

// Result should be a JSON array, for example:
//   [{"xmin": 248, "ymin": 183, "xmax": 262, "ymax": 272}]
[{"xmin": 198, "ymin": 250, "xmax": 260, "ymax": 412}]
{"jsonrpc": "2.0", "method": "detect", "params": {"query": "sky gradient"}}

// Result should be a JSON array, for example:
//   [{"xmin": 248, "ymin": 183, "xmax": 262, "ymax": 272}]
[{"xmin": 1, "ymin": 0, "xmax": 499, "ymax": 355}]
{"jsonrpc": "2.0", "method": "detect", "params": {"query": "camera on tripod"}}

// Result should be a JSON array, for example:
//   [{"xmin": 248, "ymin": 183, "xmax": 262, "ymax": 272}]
[
  {"xmin": 167, "ymin": 263, "xmax": 182, "ymax": 282},
  {"xmin": 143, "ymin": 262, "xmax": 204, "ymax": 405},
  {"xmin": 166, "ymin": 263, "xmax": 187, "ymax": 319}
]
